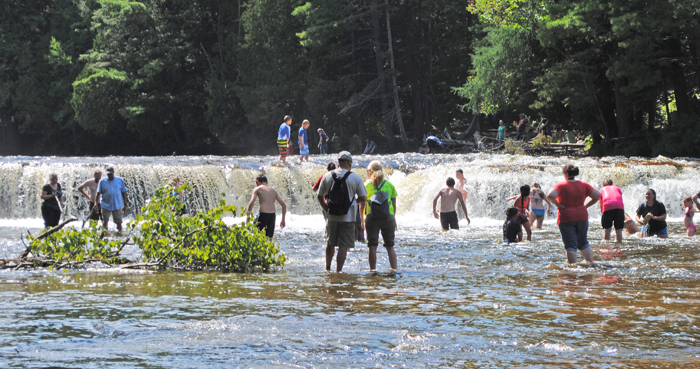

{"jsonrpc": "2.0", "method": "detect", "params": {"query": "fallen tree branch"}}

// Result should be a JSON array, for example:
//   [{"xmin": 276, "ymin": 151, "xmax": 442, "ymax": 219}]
[
  {"xmin": 37, "ymin": 217, "xmax": 78, "ymax": 240},
  {"xmin": 157, "ymin": 226, "xmax": 212, "ymax": 265}
]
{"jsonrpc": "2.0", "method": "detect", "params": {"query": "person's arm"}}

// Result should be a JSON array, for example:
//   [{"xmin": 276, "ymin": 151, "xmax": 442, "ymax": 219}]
[
  {"xmin": 317, "ymin": 192, "xmax": 327, "ymax": 212},
  {"xmin": 77, "ymin": 180, "xmax": 90, "ymax": 200},
  {"xmin": 433, "ymin": 191, "xmax": 441, "ymax": 219},
  {"xmin": 693, "ymin": 193, "xmax": 700, "ymax": 210},
  {"xmin": 357, "ymin": 195, "xmax": 366, "ymax": 229},
  {"xmin": 457, "ymin": 192, "xmax": 470, "ymax": 225},
  {"xmin": 505, "ymin": 195, "xmax": 518, "ymax": 201},
  {"xmin": 517, "ymin": 231, "xmax": 523, "ymax": 242},
  {"xmin": 298, "ymin": 134, "xmax": 305, "ymax": 149},
  {"xmin": 547, "ymin": 189, "xmax": 564, "ymax": 209},
  {"xmin": 247, "ymin": 188, "xmax": 258, "ymax": 213},
  {"xmin": 121, "ymin": 192, "xmax": 128, "ymax": 213},
  {"xmin": 276, "ymin": 192, "xmax": 287, "ymax": 228},
  {"xmin": 649, "ymin": 211, "xmax": 667, "ymax": 221},
  {"xmin": 391, "ymin": 197, "xmax": 397, "ymax": 215},
  {"xmin": 40, "ymin": 188, "xmax": 55, "ymax": 201},
  {"xmin": 584, "ymin": 188, "xmax": 600, "ymax": 208},
  {"xmin": 543, "ymin": 193, "xmax": 553, "ymax": 214}
]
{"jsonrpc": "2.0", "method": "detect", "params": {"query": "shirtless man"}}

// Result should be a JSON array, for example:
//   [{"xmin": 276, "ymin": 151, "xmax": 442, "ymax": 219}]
[
  {"xmin": 432, "ymin": 177, "xmax": 470, "ymax": 230},
  {"xmin": 77, "ymin": 169, "xmax": 103, "ymax": 222},
  {"xmin": 247, "ymin": 174, "xmax": 287, "ymax": 238}
]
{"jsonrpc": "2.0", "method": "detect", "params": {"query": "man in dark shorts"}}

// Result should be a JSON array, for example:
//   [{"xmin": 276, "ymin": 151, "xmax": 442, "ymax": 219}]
[
  {"xmin": 432, "ymin": 177, "xmax": 470, "ymax": 230},
  {"xmin": 247, "ymin": 174, "xmax": 287, "ymax": 238},
  {"xmin": 77, "ymin": 169, "xmax": 103, "ymax": 222}
]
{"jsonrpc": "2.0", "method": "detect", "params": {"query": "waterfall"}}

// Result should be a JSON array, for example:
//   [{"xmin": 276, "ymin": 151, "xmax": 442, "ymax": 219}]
[{"xmin": 0, "ymin": 155, "xmax": 697, "ymax": 221}]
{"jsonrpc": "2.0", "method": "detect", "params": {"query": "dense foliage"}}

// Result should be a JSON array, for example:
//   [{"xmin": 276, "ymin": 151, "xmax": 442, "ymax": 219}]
[
  {"xmin": 1, "ymin": 0, "xmax": 699, "ymax": 157},
  {"xmin": 26, "ymin": 185, "xmax": 286, "ymax": 272}
]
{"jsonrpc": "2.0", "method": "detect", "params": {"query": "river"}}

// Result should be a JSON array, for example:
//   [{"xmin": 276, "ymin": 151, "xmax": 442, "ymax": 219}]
[{"xmin": 0, "ymin": 154, "xmax": 698, "ymax": 367}]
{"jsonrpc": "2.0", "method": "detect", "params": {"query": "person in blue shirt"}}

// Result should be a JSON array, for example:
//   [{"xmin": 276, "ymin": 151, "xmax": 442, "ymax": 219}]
[
  {"xmin": 298, "ymin": 119, "xmax": 310, "ymax": 162},
  {"xmin": 95, "ymin": 166, "xmax": 129, "ymax": 232},
  {"xmin": 364, "ymin": 139, "xmax": 377, "ymax": 154},
  {"xmin": 277, "ymin": 115, "xmax": 293, "ymax": 163},
  {"xmin": 426, "ymin": 136, "xmax": 444, "ymax": 152}
]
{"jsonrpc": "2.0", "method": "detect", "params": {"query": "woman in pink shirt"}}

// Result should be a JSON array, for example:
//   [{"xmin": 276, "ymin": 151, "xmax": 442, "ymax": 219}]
[
  {"xmin": 547, "ymin": 164, "xmax": 601, "ymax": 264},
  {"xmin": 599, "ymin": 179, "xmax": 625, "ymax": 243}
]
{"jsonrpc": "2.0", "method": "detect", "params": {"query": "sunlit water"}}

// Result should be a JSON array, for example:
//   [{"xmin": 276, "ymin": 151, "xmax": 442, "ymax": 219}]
[{"xmin": 0, "ymin": 154, "xmax": 699, "ymax": 367}]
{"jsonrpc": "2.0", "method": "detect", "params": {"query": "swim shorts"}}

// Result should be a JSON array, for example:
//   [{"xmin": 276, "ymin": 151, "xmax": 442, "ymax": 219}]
[
  {"xmin": 531, "ymin": 208, "xmax": 545, "ymax": 219},
  {"xmin": 300, "ymin": 146, "xmax": 310, "ymax": 156},
  {"xmin": 440, "ymin": 211, "xmax": 459, "ymax": 230},
  {"xmin": 256, "ymin": 212, "xmax": 276, "ymax": 238},
  {"xmin": 277, "ymin": 139, "xmax": 288, "ymax": 158},
  {"xmin": 642, "ymin": 224, "xmax": 668, "ymax": 237},
  {"xmin": 601, "ymin": 208, "xmax": 625, "ymax": 230},
  {"xmin": 88, "ymin": 201, "xmax": 102, "ymax": 221}
]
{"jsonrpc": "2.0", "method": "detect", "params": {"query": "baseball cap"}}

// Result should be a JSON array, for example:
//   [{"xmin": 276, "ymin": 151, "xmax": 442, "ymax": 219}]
[
  {"xmin": 338, "ymin": 151, "xmax": 352, "ymax": 161},
  {"xmin": 106, "ymin": 166, "xmax": 114, "ymax": 174}
]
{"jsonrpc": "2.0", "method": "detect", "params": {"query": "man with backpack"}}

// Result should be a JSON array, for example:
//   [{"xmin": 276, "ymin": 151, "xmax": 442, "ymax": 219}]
[{"xmin": 317, "ymin": 151, "xmax": 367, "ymax": 272}]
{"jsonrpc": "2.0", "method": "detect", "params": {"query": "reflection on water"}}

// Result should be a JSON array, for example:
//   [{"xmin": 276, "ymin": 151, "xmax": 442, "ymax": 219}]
[
  {"xmin": 1, "ymin": 215, "xmax": 699, "ymax": 367},
  {"xmin": 0, "ymin": 153, "xmax": 699, "ymax": 367}
]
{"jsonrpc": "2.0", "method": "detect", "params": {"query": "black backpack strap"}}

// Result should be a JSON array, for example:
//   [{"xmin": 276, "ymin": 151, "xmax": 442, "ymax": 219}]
[{"xmin": 341, "ymin": 171, "xmax": 352, "ymax": 180}]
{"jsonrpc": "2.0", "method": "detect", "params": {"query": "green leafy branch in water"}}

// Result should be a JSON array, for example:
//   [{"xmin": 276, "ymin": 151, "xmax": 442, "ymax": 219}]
[
  {"xmin": 133, "ymin": 185, "xmax": 286, "ymax": 272},
  {"xmin": 23, "ymin": 185, "xmax": 286, "ymax": 272},
  {"xmin": 531, "ymin": 133, "xmax": 553, "ymax": 149},
  {"xmin": 503, "ymin": 138, "xmax": 526, "ymax": 155}
]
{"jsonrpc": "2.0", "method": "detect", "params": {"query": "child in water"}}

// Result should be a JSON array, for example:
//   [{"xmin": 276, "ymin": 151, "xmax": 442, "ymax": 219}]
[
  {"xmin": 683, "ymin": 196, "xmax": 698, "ymax": 237},
  {"xmin": 528, "ymin": 183, "xmax": 552, "ymax": 229},
  {"xmin": 506, "ymin": 185, "xmax": 532, "ymax": 241},
  {"xmin": 503, "ymin": 207, "xmax": 522, "ymax": 243}
]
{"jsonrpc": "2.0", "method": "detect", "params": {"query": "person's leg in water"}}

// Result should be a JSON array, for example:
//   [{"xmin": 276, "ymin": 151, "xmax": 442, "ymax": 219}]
[
  {"xmin": 603, "ymin": 228, "xmax": 612, "ymax": 241},
  {"xmin": 576, "ymin": 221, "xmax": 594, "ymax": 264},
  {"xmin": 523, "ymin": 221, "xmax": 532, "ymax": 241},
  {"xmin": 615, "ymin": 228, "xmax": 623, "ymax": 242},
  {"xmin": 380, "ymin": 216, "xmax": 397, "ymax": 270}
]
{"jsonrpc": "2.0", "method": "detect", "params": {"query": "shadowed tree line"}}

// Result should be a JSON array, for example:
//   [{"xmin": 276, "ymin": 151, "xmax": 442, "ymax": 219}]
[{"xmin": 1, "ymin": 0, "xmax": 698, "ymax": 157}]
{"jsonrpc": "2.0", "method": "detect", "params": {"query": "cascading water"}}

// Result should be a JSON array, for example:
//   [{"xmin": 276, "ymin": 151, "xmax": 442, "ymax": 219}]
[
  {"xmin": 2, "ymin": 153, "xmax": 700, "ymax": 367},
  {"xmin": 1, "ymin": 154, "xmax": 697, "ymax": 222}
]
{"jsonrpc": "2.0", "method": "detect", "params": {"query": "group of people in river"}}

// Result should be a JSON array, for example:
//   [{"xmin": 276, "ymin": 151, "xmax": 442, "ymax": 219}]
[{"xmin": 41, "ymin": 166, "xmax": 129, "ymax": 231}]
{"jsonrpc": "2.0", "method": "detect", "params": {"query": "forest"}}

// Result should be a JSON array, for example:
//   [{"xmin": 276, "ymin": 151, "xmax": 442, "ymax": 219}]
[{"xmin": 1, "ymin": 0, "xmax": 699, "ymax": 157}]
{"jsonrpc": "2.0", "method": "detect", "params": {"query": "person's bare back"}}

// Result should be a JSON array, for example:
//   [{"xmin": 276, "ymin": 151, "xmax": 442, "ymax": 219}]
[
  {"xmin": 250, "ymin": 185, "xmax": 282, "ymax": 214},
  {"xmin": 436, "ymin": 188, "xmax": 461, "ymax": 212}
]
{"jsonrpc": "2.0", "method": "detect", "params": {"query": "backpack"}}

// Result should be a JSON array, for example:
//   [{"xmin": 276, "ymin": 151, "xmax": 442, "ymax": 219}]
[
  {"xmin": 327, "ymin": 171, "xmax": 353, "ymax": 216},
  {"xmin": 369, "ymin": 180, "xmax": 391, "ymax": 220}
]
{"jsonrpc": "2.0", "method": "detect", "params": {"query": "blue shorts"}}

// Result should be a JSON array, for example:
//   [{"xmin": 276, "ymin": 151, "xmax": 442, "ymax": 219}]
[
  {"xmin": 299, "ymin": 146, "xmax": 310, "ymax": 156},
  {"xmin": 531, "ymin": 208, "xmax": 545, "ymax": 219},
  {"xmin": 642, "ymin": 225, "xmax": 668, "ymax": 236}
]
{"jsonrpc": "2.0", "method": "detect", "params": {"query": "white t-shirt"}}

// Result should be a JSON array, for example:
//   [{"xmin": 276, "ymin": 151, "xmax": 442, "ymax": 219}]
[{"xmin": 318, "ymin": 168, "xmax": 367, "ymax": 223}]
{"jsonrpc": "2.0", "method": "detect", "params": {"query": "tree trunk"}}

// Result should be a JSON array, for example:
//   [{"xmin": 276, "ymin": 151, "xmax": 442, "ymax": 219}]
[
  {"xmin": 647, "ymin": 100, "xmax": 656, "ymax": 133},
  {"xmin": 355, "ymin": 109, "xmax": 367, "ymax": 145},
  {"xmin": 407, "ymin": 56, "xmax": 425, "ymax": 140},
  {"xmin": 669, "ymin": 38, "xmax": 691, "ymax": 117},
  {"xmin": 614, "ymin": 77, "xmax": 631, "ymax": 138},
  {"xmin": 371, "ymin": 0, "xmax": 395, "ymax": 149},
  {"xmin": 385, "ymin": 0, "xmax": 408, "ymax": 150}
]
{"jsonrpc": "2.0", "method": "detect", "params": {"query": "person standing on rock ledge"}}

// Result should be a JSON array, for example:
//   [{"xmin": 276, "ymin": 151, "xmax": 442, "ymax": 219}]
[
  {"xmin": 77, "ymin": 169, "xmax": 103, "ymax": 223},
  {"xmin": 277, "ymin": 115, "xmax": 293, "ymax": 163},
  {"xmin": 95, "ymin": 166, "xmax": 129, "ymax": 232}
]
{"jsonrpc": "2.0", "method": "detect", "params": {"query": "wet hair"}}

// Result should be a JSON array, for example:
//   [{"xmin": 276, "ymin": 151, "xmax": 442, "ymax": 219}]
[
  {"xmin": 646, "ymin": 188, "xmax": 656, "ymax": 201},
  {"xmin": 446, "ymin": 177, "xmax": 456, "ymax": 187},
  {"xmin": 456, "ymin": 169, "xmax": 464, "ymax": 174},
  {"xmin": 283, "ymin": 115, "xmax": 292, "ymax": 123},
  {"xmin": 256, "ymin": 174, "xmax": 267, "ymax": 184},
  {"xmin": 505, "ymin": 207, "xmax": 518, "ymax": 221},
  {"xmin": 519, "ymin": 185, "xmax": 531, "ymax": 209},
  {"xmin": 49, "ymin": 173, "xmax": 58, "ymax": 181},
  {"xmin": 326, "ymin": 162, "xmax": 336, "ymax": 171},
  {"xmin": 367, "ymin": 160, "xmax": 384, "ymax": 188},
  {"xmin": 563, "ymin": 164, "xmax": 579, "ymax": 179},
  {"xmin": 603, "ymin": 178, "xmax": 613, "ymax": 186},
  {"xmin": 683, "ymin": 196, "xmax": 692, "ymax": 204},
  {"xmin": 302, "ymin": 119, "xmax": 310, "ymax": 126}
]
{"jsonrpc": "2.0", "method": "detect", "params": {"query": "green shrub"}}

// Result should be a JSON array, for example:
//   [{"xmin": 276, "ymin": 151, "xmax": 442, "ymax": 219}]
[
  {"xmin": 530, "ymin": 133, "xmax": 552, "ymax": 149},
  {"xmin": 27, "ymin": 185, "xmax": 286, "ymax": 272},
  {"xmin": 503, "ymin": 138, "xmax": 525, "ymax": 155},
  {"xmin": 134, "ymin": 185, "xmax": 286, "ymax": 272}
]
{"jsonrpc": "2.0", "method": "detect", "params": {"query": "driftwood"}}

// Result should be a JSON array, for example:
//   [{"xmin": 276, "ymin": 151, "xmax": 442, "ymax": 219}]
[{"xmin": 37, "ymin": 217, "xmax": 78, "ymax": 240}]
